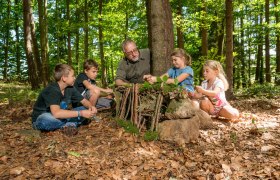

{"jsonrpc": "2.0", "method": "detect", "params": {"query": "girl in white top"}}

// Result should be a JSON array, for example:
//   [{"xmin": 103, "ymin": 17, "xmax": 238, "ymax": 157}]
[{"xmin": 195, "ymin": 60, "xmax": 239, "ymax": 119}]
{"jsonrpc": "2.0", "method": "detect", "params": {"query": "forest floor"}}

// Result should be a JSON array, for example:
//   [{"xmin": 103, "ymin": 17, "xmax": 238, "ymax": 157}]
[{"xmin": 0, "ymin": 94, "xmax": 280, "ymax": 179}]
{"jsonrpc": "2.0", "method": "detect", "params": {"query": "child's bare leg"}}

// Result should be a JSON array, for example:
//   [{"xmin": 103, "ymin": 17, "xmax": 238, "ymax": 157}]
[
  {"xmin": 200, "ymin": 99, "xmax": 214, "ymax": 114},
  {"xmin": 89, "ymin": 88, "xmax": 101, "ymax": 106},
  {"xmin": 219, "ymin": 105, "xmax": 239, "ymax": 119}
]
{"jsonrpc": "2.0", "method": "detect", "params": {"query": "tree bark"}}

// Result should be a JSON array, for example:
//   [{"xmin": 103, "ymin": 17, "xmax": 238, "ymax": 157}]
[
  {"xmin": 38, "ymin": 0, "xmax": 49, "ymax": 86},
  {"xmin": 3, "ymin": 0, "xmax": 11, "ymax": 81},
  {"xmin": 225, "ymin": 0, "xmax": 234, "ymax": 99},
  {"xmin": 15, "ymin": 0, "xmax": 21, "ymax": 80},
  {"xmin": 265, "ymin": 0, "xmax": 271, "ymax": 82},
  {"xmin": 75, "ymin": 0, "xmax": 80, "ymax": 72},
  {"xmin": 67, "ymin": 0, "xmax": 72, "ymax": 65},
  {"xmin": 84, "ymin": 0, "xmax": 89, "ymax": 60},
  {"xmin": 149, "ymin": 0, "xmax": 174, "ymax": 76},
  {"xmin": 201, "ymin": 0, "xmax": 208, "ymax": 58},
  {"xmin": 23, "ymin": 0, "xmax": 40, "ymax": 89},
  {"xmin": 275, "ymin": 0, "xmax": 280, "ymax": 85},
  {"xmin": 99, "ymin": 0, "xmax": 107, "ymax": 87},
  {"xmin": 176, "ymin": 0, "xmax": 184, "ymax": 48}
]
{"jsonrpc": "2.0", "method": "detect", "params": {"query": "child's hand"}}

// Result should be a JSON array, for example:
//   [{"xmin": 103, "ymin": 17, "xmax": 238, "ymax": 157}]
[
  {"xmin": 81, "ymin": 107, "xmax": 97, "ymax": 118},
  {"xmin": 195, "ymin": 86, "xmax": 204, "ymax": 94},
  {"xmin": 105, "ymin": 88, "xmax": 113, "ymax": 94}
]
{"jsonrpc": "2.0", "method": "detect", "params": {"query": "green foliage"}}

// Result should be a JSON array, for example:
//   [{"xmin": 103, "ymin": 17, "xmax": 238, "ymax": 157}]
[
  {"xmin": 115, "ymin": 118, "xmax": 139, "ymax": 135},
  {"xmin": 237, "ymin": 83, "xmax": 280, "ymax": 98},
  {"xmin": 143, "ymin": 130, "xmax": 158, "ymax": 141},
  {"xmin": 0, "ymin": 81, "xmax": 40, "ymax": 103}
]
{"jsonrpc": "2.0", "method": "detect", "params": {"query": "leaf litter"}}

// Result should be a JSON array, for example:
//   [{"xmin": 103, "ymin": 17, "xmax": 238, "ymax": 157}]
[{"xmin": 0, "ymin": 97, "xmax": 279, "ymax": 179}]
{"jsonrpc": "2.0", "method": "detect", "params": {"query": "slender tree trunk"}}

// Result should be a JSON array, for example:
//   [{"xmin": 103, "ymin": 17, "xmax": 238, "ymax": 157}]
[
  {"xmin": 240, "ymin": 14, "xmax": 246, "ymax": 88},
  {"xmin": 75, "ymin": 0, "xmax": 80, "ymax": 72},
  {"xmin": 225, "ymin": 0, "xmax": 234, "ymax": 99},
  {"xmin": 201, "ymin": 0, "xmax": 208, "ymax": 58},
  {"xmin": 255, "ymin": 11, "xmax": 264, "ymax": 83},
  {"xmin": 176, "ymin": 0, "xmax": 184, "ymax": 48},
  {"xmin": 148, "ymin": 0, "xmax": 174, "ymax": 76},
  {"xmin": 15, "ymin": 0, "xmax": 21, "ymax": 80},
  {"xmin": 3, "ymin": 0, "xmax": 11, "ymax": 81},
  {"xmin": 23, "ymin": 0, "xmax": 40, "ymax": 89},
  {"xmin": 265, "ymin": 0, "xmax": 271, "ymax": 82},
  {"xmin": 38, "ymin": 0, "xmax": 49, "ymax": 86},
  {"xmin": 84, "ymin": 0, "xmax": 89, "ymax": 60},
  {"xmin": 98, "ymin": 0, "xmax": 107, "ymax": 87},
  {"xmin": 146, "ymin": 0, "xmax": 152, "ymax": 50},
  {"xmin": 67, "ymin": 0, "xmax": 72, "ymax": 65},
  {"xmin": 275, "ymin": 0, "xmax": 280, "ymax": 85},
  {"xmin": 217, "ymin": 18, "xmax": 225, "ymax": 59}
]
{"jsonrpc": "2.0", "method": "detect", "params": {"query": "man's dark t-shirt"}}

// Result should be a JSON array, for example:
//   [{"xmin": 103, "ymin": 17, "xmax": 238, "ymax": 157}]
[
  {"xmin": 115, "ymin": 49, "xmax": 150, "ymax": 83},
  {"xmin": 32, "ymin": 82, "xmax": 83, "ymax": 122}
]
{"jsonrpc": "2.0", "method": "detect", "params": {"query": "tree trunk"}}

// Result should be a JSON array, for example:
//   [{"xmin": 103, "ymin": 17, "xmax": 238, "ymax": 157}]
[
  {"xmin": 3, "ymin": 0, "xmax": 10, "ymax": 81},
  {"xmin": 275, "ymin": 0, "xmax": 280, "ymax": 85},
  {"xmin": 265, "ymin": 0, "xmax": 271, "ymax": 82},
  {"xmin": 23, "ymin": 0, "xmax": 40, "ymax": 89},
  {"xmin": 255, "ymin": 11, "xmax": 264, "ymax": 83},
  {"xmin": 146, "ymin": 0, "xmax": 152, "ymax": 51},
  {"xmin": 240, "ymin": 14, "xmax": 246, "ymax": 88},
  {"xmin": 217, "ymin": 18, "xmax": 225, "ymax": 59},
  {"xmin": 38, "ymin": 0, "xmax": 49, "ymax": 86},
  {"xmin": 67, "ymin": 0, "xmax": 72, "ymax": 65},
  {"xmin": 99, "ymin": 0, "xmax": 107, "ymax": 87},
  {"xmin": 201, "ymin": 0, "xmax": 208, "ymax": 58},
  {"xmin": 176, "ymin": 0, "xmax": 184, "ymax": 48},
  {"xmin": 148, "ymin": 0, "xmax": 174, "ymax": 76},
  {"xmin": 15, "ymin": 0, "xmax": 21, "ymax": 80},
  {"xmin": 84, "ymin": 0, "xmax": 89, "ymax": 60},
  {"xmin": 75, "ymin": 0, "xmax": 80, "ymax": 72},
  {"xmin": 225, "ymin": 0, "xmax": 234, "ymax": 99}
]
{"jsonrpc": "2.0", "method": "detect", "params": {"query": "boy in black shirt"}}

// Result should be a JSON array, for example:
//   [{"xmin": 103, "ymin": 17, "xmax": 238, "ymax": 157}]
[
  {"xmin": 74, "ymin": 59, "xmax": 113, "ymax": 109},
  {"xmin": 32, "ymin": 64, "xmax": 97, "ymax": 133}
]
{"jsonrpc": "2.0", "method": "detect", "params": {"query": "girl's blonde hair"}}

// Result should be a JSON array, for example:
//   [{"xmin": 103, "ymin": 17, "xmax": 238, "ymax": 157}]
[
  {"xmin": 170, "ymin": 48, "xmax": 192, "ymax": 66},
  {"xmin": 204, "ymin": 60, "xmax": 229, "ymax": 91}
]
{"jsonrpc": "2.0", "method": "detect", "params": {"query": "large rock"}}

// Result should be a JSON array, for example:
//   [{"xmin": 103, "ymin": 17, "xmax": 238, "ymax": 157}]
[
  {"xmin": 158, "ymin": 116, "xmax": 200, "ymax": 145},
  {"xmin": 158, "ymin": 98, "xmax": 213, "ymax": 145},
  {"xmin": 165, "ymin": 98, "xmax": 195, "ymax": 119}
]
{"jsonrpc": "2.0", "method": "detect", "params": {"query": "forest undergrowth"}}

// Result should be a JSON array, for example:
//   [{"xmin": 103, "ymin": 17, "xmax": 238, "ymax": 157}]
[{"xmin": 0, "ymin": 82, "xmax": 279, "ymax": 179}]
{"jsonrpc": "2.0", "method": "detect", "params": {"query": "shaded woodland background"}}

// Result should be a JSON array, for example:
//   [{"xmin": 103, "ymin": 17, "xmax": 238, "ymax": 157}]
[{"xmin": 0, "ymin": 0, "xmax": 279, "ymax": 97}]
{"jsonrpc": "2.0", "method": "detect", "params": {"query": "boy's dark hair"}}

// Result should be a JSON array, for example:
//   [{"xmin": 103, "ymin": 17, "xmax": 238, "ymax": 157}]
[
  {"xmin": 54, "ymin": 64, "xmax": 74, "ymax": 81},
  {"xmin": 84, "ymin": 59, "xmax": 98, "ymax": 70}
]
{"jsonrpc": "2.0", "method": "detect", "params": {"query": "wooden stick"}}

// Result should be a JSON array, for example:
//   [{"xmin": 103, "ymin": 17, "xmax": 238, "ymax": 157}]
[{"xmin": 119, "ymin": 88, "xmax": 131, "ymax": 119}]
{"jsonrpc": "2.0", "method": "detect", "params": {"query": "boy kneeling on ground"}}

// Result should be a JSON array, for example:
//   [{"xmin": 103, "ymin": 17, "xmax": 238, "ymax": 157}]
[{"xmin": 32, "ymin": 64, "xmax": 97, "ymax": 135}]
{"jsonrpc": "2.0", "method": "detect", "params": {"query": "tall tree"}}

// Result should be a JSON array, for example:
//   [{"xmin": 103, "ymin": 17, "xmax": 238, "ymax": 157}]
[
  {"xmin": 201, "ymin": 0, "xmax": 208, "ymax": 57},
  {"xmin": 225, "ymin": 0, "xmax": 234, "ymax": 99},
  {"xmin": 75, "ymin": 0, "xmax": 80, "ymax": 72},
  {"xmin": 148, "ymin": 0, "xmax": 174, "ymax": 76},
  {"xmin": 98, "ymin": 0, "xmax": 107, "ymax": 87},
  {"xmin": 275, "ymin": 0, "xmax": 280, "ymax": 85},
  {"xmin": 176, "ymin": 0, "xmax": 184, "ymax": 48},
  {"xmin": 23, "ymin": 0, "xmax": 40, "ymax": 89},
  {"xmin": 3, "ymin": 0, "xmax": 11, "ymax": 81},
  {"xmin": 66, "ymin": 0, "xmax": 72, "ymax": 65},
  {"xmin": 84, "ymin": 0, "xmax": 89, "ymax": 60},
  {"xmin": 255, "ymin": 9, "xmax": 264, "ymax": 84},
  {"xmin": 38, "ymin": 0, "xmax": 49, "ymax": 86},
  {"xmin": 265, "ymin": 0, "xmax": 271, "ymax": 82},
  {"xmin": 15, "ymin": 0, "xmax": 21, "ymax": 80}
]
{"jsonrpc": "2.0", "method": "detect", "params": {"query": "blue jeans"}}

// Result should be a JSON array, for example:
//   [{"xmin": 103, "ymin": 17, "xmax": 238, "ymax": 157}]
[{"xmin": 32, "ymin": 106, "xmax": 86, "ymax": 131}]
